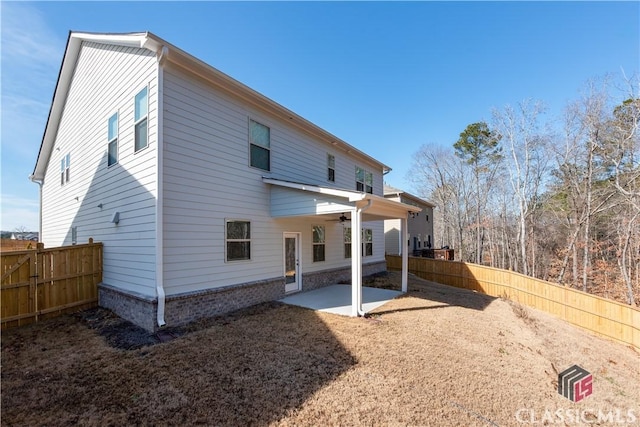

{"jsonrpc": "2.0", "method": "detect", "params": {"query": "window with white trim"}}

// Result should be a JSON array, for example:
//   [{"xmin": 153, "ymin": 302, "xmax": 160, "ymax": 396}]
[
  {"xmin": 355, "ymin": 166, "xmax": 373, "ymax": 194},
  {"xmin": 344, "ymin": 227, "xmax": 351, "ymax": 259},
  {"xmin": 249, "ymin": 119, "xmax": 270, "ymax": 171},
  {"xmin": 60, "ymin": 153, "xmax": 70, "ymax": 186},
  {"xmin": 108, "ymin": 112, "xmax": 118, "ymax": 166},
  {"xmin": 226, "ymin": 220, "xmax": 251, "ymax": 261},
  {"xmin": 312, "ymin": 225, "xmax": 325, "ymax": 262},
  {"xmin": 134, "ymin": 87, "xmax": 148, "ymax": 152},
  {"xmin": 327, "ymin": 154, "xmax": 335, "ymax": 182},
  {"xmin": 363, "ymin": 228, "xmax": 373, "ymax": 256}
]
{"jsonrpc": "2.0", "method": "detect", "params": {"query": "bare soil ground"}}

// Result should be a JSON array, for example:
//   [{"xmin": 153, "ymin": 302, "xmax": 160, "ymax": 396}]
[{"xmin": 2, "ymin": 272, "xmax": 639, "ymax": 426}]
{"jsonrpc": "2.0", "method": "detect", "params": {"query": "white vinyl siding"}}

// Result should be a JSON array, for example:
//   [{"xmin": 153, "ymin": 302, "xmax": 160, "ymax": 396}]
[
  {"xmin": 40, "ymin": 41, "xmax": 158, "ymax": 297},
  {"xmin": 161, "ymin": 64, "xmax": 386, "ymax": 296}
]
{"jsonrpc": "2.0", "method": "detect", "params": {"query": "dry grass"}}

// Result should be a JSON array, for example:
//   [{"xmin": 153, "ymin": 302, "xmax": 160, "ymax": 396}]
[{"xmin": 2, "ymin": 272, "xmax": 639, "ymax": 426}]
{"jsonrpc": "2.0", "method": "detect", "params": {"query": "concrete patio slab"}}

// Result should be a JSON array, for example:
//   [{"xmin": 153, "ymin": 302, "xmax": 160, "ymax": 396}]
[{"xmin": 279, "ymin": 285, "xmax": 402, "ymax": 316}]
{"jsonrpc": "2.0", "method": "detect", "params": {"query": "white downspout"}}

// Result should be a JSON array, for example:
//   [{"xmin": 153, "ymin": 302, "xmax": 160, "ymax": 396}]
[
  {"xmin": 28, "ymin": 175, "xmax": 44, "ymax": 240},
  {"xmin": 351, "ymin": 199, "xmax": 372, "ymax": 317},
  {"xmin": 155, "ymin": 45, "xmax": 168, "ymax": 328},
  {"xmin": 401, "ymin": 215, "xmax": 409, "ymax": 293}
]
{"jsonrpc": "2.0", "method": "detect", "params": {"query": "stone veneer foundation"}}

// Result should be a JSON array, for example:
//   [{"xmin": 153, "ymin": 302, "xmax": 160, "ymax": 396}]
[{"xmin": 99, "ymin": 260, "xmax": 387, "ymax": 332}]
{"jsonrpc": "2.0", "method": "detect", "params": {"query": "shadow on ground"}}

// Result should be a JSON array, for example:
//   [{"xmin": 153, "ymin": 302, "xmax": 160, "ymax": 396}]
[
  {"xmin": 2, "ymin": 302, "xmax": 357, "ymax": 426},
  {"xmin": 364, "ymin": 271, "xmax": 496, "ymax": 313}
]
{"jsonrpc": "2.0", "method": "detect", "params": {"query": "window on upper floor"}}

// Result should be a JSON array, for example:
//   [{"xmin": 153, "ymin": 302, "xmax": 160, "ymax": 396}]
[
  {"xmin": 312, "ymin": 225, "xmax": 325, "ymax": 262},
  {"xmin": 134, "ymin": 87, "xmax": 148, "ymax": 152},
  {"xmin": 249, "ymin": 119, "xmax": 270, "ymax": 171},
  {"xmin": 226, "ymin": 220, "xmax": 251, "ymax": 261},
  {"xmin": 355, "ymin": 166, "xmax": 373, "ymax": 194},
  {"xmin": 60, "ymin": 153, "xmax": 70, "ymax": 186},
  {"xmin": 108, "ymin": 112, "xmax": 118, "ymax": 166},
  {"xmin": 327, "ymin": 154, "xmax": 335, "ymax": 182}
]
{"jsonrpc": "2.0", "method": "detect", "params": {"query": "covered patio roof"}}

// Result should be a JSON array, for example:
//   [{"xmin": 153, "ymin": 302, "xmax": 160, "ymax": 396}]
[
  {"xmin": 263, "ymin": 177, "xmax": 417, "ymax": 316},
  {"xmin": 262, "ymin": 177, "xmax": 421, "ymax": 221}
]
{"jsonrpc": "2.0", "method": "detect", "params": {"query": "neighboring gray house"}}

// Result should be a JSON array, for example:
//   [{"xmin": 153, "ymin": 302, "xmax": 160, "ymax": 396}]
[
  {"xmin": 10, "ymin": 232, "xmax": 39, "ymax": 241},
  {"xmin": 31, "ymin": 31, "xmax": 419, "ymax": 331},
  {"xmin": 384, "ymin": 185, "xmax": 435, "ymax": 255}
]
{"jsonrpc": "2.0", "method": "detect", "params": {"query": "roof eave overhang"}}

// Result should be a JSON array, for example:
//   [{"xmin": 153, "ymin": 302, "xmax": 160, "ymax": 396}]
[{"xmin": 32, "ymin": 31, "xmax": 391, "ymax": 183}]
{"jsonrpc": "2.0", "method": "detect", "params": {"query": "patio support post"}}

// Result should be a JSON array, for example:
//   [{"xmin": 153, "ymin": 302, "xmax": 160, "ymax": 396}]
[
  {"xmin": 351, "ymin": 208, "xmax": 362, "ymax": 316},
  {"xmin": 401, "ymin": 215, "xmax": 408, "ymax": 293}
]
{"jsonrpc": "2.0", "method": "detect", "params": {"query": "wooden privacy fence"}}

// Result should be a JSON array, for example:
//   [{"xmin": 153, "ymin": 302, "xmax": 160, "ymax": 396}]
[
  {"xmin": 387, "ymin": 255, "xmax": 640, "ymax": 351},
  {"xmin": 0, "ymin": 239, "xmax": 38, "ymax": 251},
  {"xmin": 1, "ymin": 240, "xmax": 103, "ymax": 329}
]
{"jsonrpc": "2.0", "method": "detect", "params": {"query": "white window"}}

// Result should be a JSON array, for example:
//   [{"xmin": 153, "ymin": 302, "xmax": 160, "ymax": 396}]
[
  {"xmin": 343, "ymin": 227, "xmax": 373, "ymax": 257},
  {"xmin": 134, "ymin": 87, "xmax": 148, "ymax": 152},
  {"xmin": 226, "ymin": 220, "xmax": 251, "ymax": 261},
  {"xmin": 327, "ymin": 154, "xmax": 335, "ymax": 182},
  {"xmin": 60, "ymin": 153, "xmax": 70, "ymax": 186},
  {"xmin": 344, "ymin": 227, "xmax": 351, "ymax": 259},
  {"xmin": 108, "ymin": 112, "xmax": 118, "ymax": 166},
  {"xmin": 249, "ymin": 119, "xmax": 270, "ymax": 171},
  {"xmin": 355, "ymin": 166, "xmax": 373, "ymax": 194},
  {"xmin": 363, "ymin": 228, "xmax": 373, "ymax": 256},
  {"xmin": 312, "ymin": 225, "xmax": 325, "ymax": 262}
]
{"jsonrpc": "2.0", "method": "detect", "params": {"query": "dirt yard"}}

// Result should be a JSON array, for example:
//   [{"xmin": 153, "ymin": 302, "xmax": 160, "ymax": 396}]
[{"xmin": 2, "ymin": 272, "xmax": 639, "ymax": 426}]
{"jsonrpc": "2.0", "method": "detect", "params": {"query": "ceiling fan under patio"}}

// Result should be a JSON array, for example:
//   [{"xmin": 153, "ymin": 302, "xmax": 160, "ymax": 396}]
[{"xmin": 326, "ymin": 213, "xmax": 349, "ymax": 223}]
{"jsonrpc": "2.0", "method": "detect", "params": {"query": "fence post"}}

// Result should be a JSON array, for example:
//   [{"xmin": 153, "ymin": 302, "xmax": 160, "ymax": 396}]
[{"xmin": 30, "ymin": 249, "xmax": 38, "ymax": 322}]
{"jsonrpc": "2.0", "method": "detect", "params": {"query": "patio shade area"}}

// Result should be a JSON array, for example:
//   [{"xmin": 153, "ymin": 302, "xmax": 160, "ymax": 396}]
[{"xmin": 279, "ymin": 285, "xmax": 402, "ymax": 316}]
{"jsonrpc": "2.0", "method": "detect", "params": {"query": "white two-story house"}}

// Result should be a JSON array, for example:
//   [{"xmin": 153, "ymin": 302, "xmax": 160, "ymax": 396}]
[{"xmin": 31, "ymin": 31, "xmax": 418, "ymax": 331}]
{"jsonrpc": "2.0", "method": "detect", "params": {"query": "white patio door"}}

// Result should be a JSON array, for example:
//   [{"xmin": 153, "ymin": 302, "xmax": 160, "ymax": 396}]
[{"xmin": 283, "ymin": 232, "xmax": 301, "ymax": 293}]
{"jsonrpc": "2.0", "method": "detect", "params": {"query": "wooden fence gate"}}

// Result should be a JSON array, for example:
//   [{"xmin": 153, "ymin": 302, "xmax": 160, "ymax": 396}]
[{"xmin": 1, "ymin": 240, "xmax": 103, "ymax": 329}]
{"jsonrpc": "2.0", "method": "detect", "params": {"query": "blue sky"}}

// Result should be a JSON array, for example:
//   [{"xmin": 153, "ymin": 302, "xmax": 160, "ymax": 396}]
[{"xmin": 1, "ymin": 1, "xmax": 638, "ymax": 231}]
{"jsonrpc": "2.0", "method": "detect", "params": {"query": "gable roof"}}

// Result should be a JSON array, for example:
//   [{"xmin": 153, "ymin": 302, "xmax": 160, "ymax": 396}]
[
  {"xmin": 383, "ymin": 184, "xmax": 436, "ymax": 208},
  {"xmin": 31, "ymin": 31, "xmax": 391, "ymax": 182}
]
